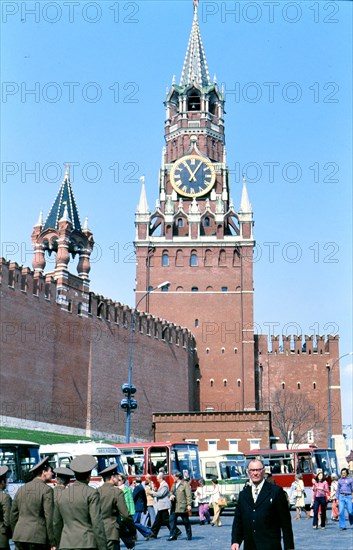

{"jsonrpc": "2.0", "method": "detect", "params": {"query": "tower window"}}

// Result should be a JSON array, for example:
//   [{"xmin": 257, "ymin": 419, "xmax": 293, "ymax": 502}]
[
  {"xmin": 176, "ymin": 249, "xmax": 184, "ymax": 267},
  {"xmin": 210, "ymin": 379, "xmax": 214, "ymax": 387},
  {"xmin": 195, "ymin": 319, "xmax": 199, "ymax": 328},
  {"xmin": 221, "ymin": 287, "xmax": 228, "ymax": 292},
  {"xmin": 313, "ymin": 382, "xmax": 316, "ymax": 389},
  {"xmin": 191, "ymin": 287, "xmax": 199, "ymax": 292},
  {"xmin": 237, "ymin": 379, "xmax": 241, "ymax": 387},
  {"xmin": 190, "ymin": 253, "xmax": 198, "ymax": 267},
  {"xmin": 161, "ymin": 284, "xmax": 169, "ymax": 292},
  {"xmin": 187, "ymin": 92, "xmax": 201, "ymax": 111},
  {"xmin": 297, "ymin": 382, "xmax": 301, "ymax": 390},
  {"xmin": 162, "ymin": 252, "xmax": 169, "ymax": 267},
  {"xmin": 219, "ymin": 249, "xmax": 226, "ymax": 266},
  {"xmin": 223, "ymin": 379, "xmax": 227, "ymax": 387},
  {"xmin": 178, "ymin": 218, "xmax": 183, "ymax": 227},
  {"xmin": 204, "ymin": 217, "xmax": 210, "ymax": 227},
  {"xmin": 282, "ymin": 382, "xmax": 285, "ymax": 389},
  {"xmin": 204, "ymin": 249, "xmax": 213, "ymax": 267}
]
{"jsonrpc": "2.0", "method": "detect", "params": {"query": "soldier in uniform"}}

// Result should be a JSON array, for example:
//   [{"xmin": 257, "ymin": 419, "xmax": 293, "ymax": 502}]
[
  {"xmin": 0, "ymin": 466, "xmax": 12, "ymax": 550},
  {"xmin": 98, "ymin": 463, "xmax": 132, "ymax": 550},
  {"xmin": 52, "ymin": 467, "xmax": 74, "ymax": 504},
  {"xmin": 53, "ymin": 454, "xmax": 106, "ymax": 550},
  {"xmin": 11, "ymin": 456, "xmax": 55, "ymax": 550}
]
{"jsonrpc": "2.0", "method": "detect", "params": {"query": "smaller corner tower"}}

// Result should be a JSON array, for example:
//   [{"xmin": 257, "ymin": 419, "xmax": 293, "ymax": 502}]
[{"xmin": 31, "ymin": 167, "xmax": 94, "ymax": 312}]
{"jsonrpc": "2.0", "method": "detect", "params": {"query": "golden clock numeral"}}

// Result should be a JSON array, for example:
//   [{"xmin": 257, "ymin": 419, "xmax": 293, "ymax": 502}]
[
  {"xmin": 205, "ymin": 174, "xmax": 212, "ymax": 179},
  {"xmin": 190, "ymin": 158, "xmax": 196, "ymax": 166},
  {"xmin": 198, "ymin": 187, "xmax": 204, "ymax": 193},
  {"xmin": 181, "ymin": 185, "xmax": 188, "ymax": 193}
]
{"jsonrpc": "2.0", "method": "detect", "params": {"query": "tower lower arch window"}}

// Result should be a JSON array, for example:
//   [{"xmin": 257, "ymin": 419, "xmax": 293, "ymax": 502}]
[
  {"xmin": 162, "ymin": 252, "xmax": 169, "ymax": 267},
  {"xmin": 190, "ymin": 252, "xmax": 198, "ymax": 267}
]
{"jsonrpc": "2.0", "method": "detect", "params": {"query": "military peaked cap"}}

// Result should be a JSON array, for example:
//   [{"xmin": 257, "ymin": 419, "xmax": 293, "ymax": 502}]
[
  {"xmin": 29, "ymin": 456, "xmax": 50, "ymax": 475},
  {"xmin": 54, "ymin": 466, "xmax": 75, "ymax": 478},
  {"xmin": 0, "ymin": 466, "xmax": 9, "ymax": 478},
  {"xmin": 99, "ymin": 463, "xmax": 119, "ymax": 477},
  {"xmin": 70, "ymin": 454, "xmax": 97, "ymax": 474}
]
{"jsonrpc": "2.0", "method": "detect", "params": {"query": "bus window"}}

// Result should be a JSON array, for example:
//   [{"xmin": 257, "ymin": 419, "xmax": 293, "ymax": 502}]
[
  {"xmin": 125, "ymin": 449, "xmax": 144, "ymax": 475},
  {"xmin": 297, "ymin": 453, "xmax": 311, "ymax": 473},
  {"xmin": 327, "ymin": 450, "xmax": 338, "ymax": 475},
  {"xmin": 0, "ymin": 449, "xmax": 18, "ymax": 482},
  {"xmin": 149, "ymin": 447, "xmax": 168, "ymax": 475},
  {"xmin": 314, "ymin": 450, "xmax": 330, "ymax": 476},
  {"xmin": 204, "ymin": 461, "xmax": 217, "ymax": 479},
  {"xmin": 219, "ymin": 461, "xmax": 242, "ymax": 479},
  {"xmin": 171, "ymin": 444, "xmax": 201, "ymax": 479},
  {"xmin": 59, "ymin": 456, "xmax": 71, "ymax": 467}
]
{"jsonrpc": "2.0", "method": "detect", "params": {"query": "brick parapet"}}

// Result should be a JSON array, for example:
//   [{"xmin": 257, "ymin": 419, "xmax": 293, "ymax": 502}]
[
  {"xmin": 0, "ymin": 258, "xmax": 195, "ymax": 350},
  {"xmin": 258, "ymin": 333, "xmax": 339, "ymax": 356},
  {"xmin": 152, "ymin": 411, "xmax": 272, "ymax": 452}
]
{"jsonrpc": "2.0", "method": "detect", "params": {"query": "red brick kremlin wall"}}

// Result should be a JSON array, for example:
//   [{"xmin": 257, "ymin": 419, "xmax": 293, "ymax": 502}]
[
  {"xmin": 0, "ymin": 259, "xmax": 196, "ymax": 441},
  {"xmin": 255, "ymin": 334, "xmax": 341, "ymax": 447}
]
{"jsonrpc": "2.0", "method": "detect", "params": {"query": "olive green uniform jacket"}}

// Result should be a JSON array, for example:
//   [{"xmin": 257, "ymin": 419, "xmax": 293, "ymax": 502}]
[
  {"xmin": 11, "ymin": 477, "xmax": 55, "ymax": 546},
  {"xmin": 0, "ymin": 489, "xmax": 12, "ymax": 549},
  {"xmin": 53, "ymin": 485, "xmax": 66, "ymax": 505},
  {"xmin": 97, "ymin": 483, "xmax": 129, "ymax": 542},
  {"xmin": 53, "ymin": 480, "xmax": 107, "ymax": 550},
  {"xmin": 170, "ymin": 480, "xmax": 192, "ymax": 513}
]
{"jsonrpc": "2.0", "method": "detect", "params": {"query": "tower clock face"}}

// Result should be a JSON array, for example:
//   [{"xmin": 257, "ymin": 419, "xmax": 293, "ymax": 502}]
[{"xmin": 170, "ymin": 154, "xmax": 216, "ymax": 198}]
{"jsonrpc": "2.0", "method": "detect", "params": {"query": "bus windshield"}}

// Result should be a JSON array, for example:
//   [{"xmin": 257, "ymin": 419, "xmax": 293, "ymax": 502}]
[
  {"xmin": 219, "ymin": 459, "xmax": 245, "ymax": 480},
  {"xmin": 0, "ymin": 441, "xmax": 40, "ymax": 483},
  {"xmin": 171, "ymin": 444, "xmax": 201, "ymax": 479},
  {"xmin": 313, "ymin": 449, "xmax": 338, "ymax": 476}
]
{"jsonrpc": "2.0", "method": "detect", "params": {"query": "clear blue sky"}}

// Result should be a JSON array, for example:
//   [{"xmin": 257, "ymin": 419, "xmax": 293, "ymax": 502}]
[{"xmin": 1, "ymin": 1, "xmax": 352, "ymax": 432}]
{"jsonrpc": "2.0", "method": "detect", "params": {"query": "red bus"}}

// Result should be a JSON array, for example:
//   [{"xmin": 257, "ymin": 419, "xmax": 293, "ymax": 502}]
[
  {"xmin": 113, "ymin": 442, "xmax": 201, "ymax": 491},
  {"xmin": 245, "ymin": 447, "xmax": 338, "ymax": 505}
]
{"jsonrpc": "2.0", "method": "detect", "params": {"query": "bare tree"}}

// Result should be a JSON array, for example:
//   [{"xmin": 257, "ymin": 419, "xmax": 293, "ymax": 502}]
[{"xmin": 271, "ymin": 389, "xmax": 325, "ymax": 448}]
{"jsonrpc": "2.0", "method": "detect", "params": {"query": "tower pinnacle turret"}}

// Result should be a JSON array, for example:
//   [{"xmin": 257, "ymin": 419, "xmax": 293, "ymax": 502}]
[{"xmin": 180, "ymin": 0, "xmax": 211, "ymax": 88}]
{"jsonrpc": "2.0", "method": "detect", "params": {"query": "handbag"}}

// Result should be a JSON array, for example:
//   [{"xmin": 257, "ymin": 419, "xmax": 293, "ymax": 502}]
[{"xmin": 218, "ymin": 496, "xmax": 227, "ymax": 507}]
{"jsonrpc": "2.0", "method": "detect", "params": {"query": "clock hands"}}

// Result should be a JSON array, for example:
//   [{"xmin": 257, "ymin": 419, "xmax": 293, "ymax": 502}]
[
  {"xmin": 183, "ymin": 161, "xmax": 197, "ymax": 182},
  {"xmin": 188, "ymin": 161, "xmax": 203, "ymax": 182},
  {"xmin": 171, "ymin": 155, "xmax": 215, "ymax": 197}
]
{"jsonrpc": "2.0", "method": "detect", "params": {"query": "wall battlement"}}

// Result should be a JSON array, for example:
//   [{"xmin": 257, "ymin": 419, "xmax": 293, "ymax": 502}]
[
  {"xmin": 256, "ymin": 333, "xmax": 339, "ymax": 356},
  {"xmin": 0, "ymin": 258, "xmax": 195, "ymax": 349}
]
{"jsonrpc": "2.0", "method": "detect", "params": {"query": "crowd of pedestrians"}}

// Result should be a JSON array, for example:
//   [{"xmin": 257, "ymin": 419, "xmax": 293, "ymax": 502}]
[{"xmin": 0, "ymin": 456, "xmax": 353, "ymax": 550}]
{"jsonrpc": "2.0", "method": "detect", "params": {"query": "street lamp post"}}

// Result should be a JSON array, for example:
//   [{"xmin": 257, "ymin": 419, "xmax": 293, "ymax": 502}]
[
  {"xmin": 121, "ymin": 281, "xmax": 171, "ymax": 443},
  {"xmin": 326, "ymin": 351, "xmax": 353, "ymax": 449}
]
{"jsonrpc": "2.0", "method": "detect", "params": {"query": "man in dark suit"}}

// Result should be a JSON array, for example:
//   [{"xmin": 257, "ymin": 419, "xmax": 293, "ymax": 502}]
[{"xmin": 231, "ymin": 459, "xmax": 295, "ymax": 550}]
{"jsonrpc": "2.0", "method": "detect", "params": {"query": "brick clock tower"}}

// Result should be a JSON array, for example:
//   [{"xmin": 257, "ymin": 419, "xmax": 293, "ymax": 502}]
[{"xmin": 135, "ymin": 0, "xmax": 255, "ymax": 413}]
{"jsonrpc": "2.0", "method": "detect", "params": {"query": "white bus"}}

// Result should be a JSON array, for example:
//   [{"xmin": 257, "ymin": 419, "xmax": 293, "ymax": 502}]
[
  {"xmin": 0, "ymin": 439, "xmax": 41, "ymax": 497},
  {"xmin": 199, "ymin": 450, "xmax": 247, "ymax": 506},
  {"xmin": 40, "ymin": 441, "xmax": 125, "ymax": 487}
]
